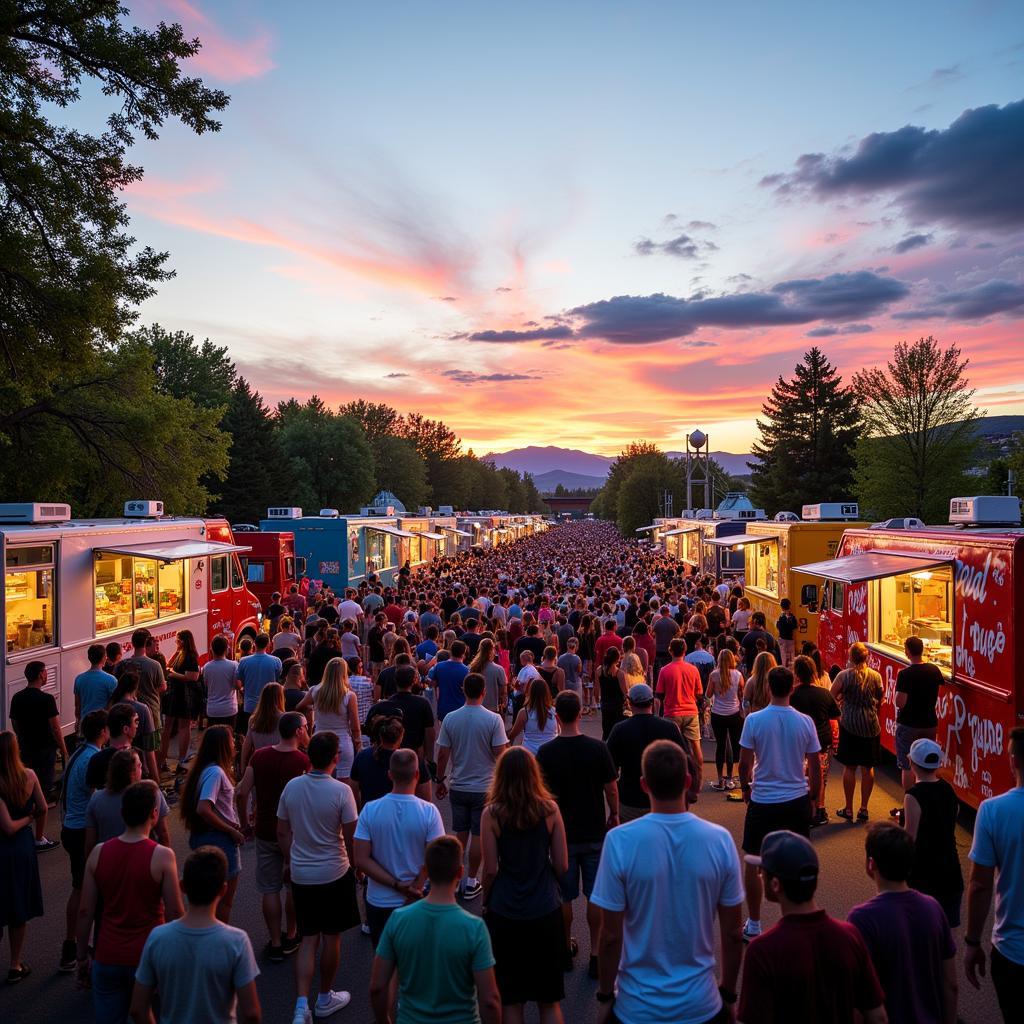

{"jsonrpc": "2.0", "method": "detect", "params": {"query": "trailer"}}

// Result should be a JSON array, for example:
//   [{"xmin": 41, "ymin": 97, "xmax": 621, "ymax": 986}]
[
  {"xmin": 2, "ymin": 501, "xmax": 260, "ymax": 735},
  {"xmin": 795, "ymin": 496, "xmax": 1024, "ymax": 808},
  {"xmin": 703, "ymin": 503, "xmax": 867, "ymax": 645}
]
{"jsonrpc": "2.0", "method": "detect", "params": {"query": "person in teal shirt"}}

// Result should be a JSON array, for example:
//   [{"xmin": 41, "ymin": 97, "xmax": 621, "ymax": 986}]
[{"xmin": 371, "ymin": 836, "xmax": 500, "ymax": 1024}]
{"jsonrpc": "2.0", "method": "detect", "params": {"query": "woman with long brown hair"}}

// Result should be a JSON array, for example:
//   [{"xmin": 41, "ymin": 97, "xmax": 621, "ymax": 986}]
[
  {"xmin": 481, "ymin": 747, "xmax": 568, "ymax": 1023},
  {"xmin": 831, "ymin": 642, "xmax": 884, "ymax": 822},
  {"xmin": 179, "ymin": 725, "xmax": 243, "ymax": 921},
  {"xmin": 598, "ymin": 646, "xmax": 626, "ymax": 740},
  {"xmin": 159, "ymin": 628, "xmax": 201, "ymax": 774},
  {"xmin": 240, "ymin": 682, "xmax": 285, "ymax": 774},
  {"xmin": 507, "ymin": 677, "xmax": 557, "ymax": 754},
  {"xmin": 0, "ymin": 732, "xmax": 46, "ymax": 981},
  {"xmin": 577, "ymin": 614, "xmax": 597, "ymax": 712}
]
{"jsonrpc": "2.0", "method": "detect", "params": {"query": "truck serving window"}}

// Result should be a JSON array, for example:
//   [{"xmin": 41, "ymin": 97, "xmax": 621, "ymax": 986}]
[
  {"xmin": 94, "ymin": 553, "xmax": 186, "ymax": 633},
  {"xmin": 5, "ymin": 545, "xmax": 56, "ymax": 652},
  {"xmin": 748, "ymin": 539, "xmax": 779, "ymax": 595},
  {"xmin": 869, "ymin": 566, "xmax": 953, "ymax": 674}
]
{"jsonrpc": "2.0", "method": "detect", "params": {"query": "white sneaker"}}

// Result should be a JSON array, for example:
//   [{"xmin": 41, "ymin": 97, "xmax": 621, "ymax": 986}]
[
  {"xmin": 315, "ymin": 991, "xmax": 351, "ymax": 1017},
  {"xmin": 292, "ymin": 1007, "xmax": 311, "ymax": 1024},
  {"xmin": 742, "ymin": 918, "xmax": 762, "ymax": 942}
]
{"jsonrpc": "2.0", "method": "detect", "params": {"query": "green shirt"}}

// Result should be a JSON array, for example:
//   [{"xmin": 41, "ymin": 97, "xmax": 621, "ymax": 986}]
[{"xmin": 377, "ymin": 900, "xmax": 494, "ymax": 1024}]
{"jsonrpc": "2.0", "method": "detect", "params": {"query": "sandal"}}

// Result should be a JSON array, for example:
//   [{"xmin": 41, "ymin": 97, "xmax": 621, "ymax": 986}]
[
  {"xmin": 7, "ymin": 964, "xmax": 31, "ymax": 983},
  {"xmin": 857, "ymin": 808, "xmax": 869, "ymax": 822},
  {"xmin": 835, "ymin": 808, "xmax": 855, "ymax": 821}
]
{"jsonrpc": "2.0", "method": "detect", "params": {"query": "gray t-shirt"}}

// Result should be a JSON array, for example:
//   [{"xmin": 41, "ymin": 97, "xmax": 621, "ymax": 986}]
[
  {"xmin": 86, "ymin": 787, "xmax": 170, "ymax": 843},
  {"xmin": 653, "ymin": 617, "xmax": 680, "ymax": 652},
  {"xmin": 135, "ymin": 920, "xmax": 258, "ymax": 1024},
  {"xmin": 436, "ymin": 704, "xmax": 508, "ymax": 792},
  {"xmin": 481, "ymin": 662, "xmax": 507, "ymax": 714},
  {"xmin": 202, "ymin": 658, "xmax": 239, "ymax": 718},
  {"xmin": 557, "ymin": 653, "xmax": 583, "ymax": 692}
]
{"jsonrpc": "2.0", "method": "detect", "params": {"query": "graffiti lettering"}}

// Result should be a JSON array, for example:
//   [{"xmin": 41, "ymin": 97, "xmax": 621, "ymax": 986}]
[
  {"xmin": 956, "ymin": 606, "xmax": 976, "ymax": 678},
  {"xmin": 954, "ymin": 553, "xmax": 990, "ymax": 604},
  {"xmin": 968, "ymin": 619, "xmax": 1006, "ymax": 664},
  {"xmin": 942, "ymin": 692, "xmax": 1003, "ymax": 774},
  {"xmin": 849, "ymin": 585, "xmax": 867, "ymax": 616}
]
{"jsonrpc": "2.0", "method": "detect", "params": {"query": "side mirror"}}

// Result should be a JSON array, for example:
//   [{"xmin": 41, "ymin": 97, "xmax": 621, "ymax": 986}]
[{"xmin": 800, "ymin": 583, "xmax": 818, "ymax": 608}]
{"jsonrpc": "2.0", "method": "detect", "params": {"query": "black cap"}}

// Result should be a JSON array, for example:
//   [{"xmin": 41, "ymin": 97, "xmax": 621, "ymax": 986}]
[{"xmin": 744, "ymin": 830, "xmax": 819, "ymax": 882}]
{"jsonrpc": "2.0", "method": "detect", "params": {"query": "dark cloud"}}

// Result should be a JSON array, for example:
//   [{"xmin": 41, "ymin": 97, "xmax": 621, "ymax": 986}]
[
  {"xmin": 634, "ymin": 231, "xmax": 718, "ymax": 259},
  {"xmin": 770, "ymin": 271, "xmax": 909, "ymax": 320},
  {"xmin": 806, "ymin": 323, "xmax": 875, "ymax": 337},
  {"xmin": 930, "ymin": 65, "xmax": 964, "ymax": 83},
  {"xmin": 441, "ymin": 370, "xmax": 540, "ymax": 384},
  {"xmin": 727, "ymin": 272, "xmax": 753, "ymax": 284},
  {"xmin": 763, "ymin": 99, "xmax": 1024, "ymax": 229},
  {"xmin": 384, "ymin": 372, "xmax": 409, "ymax": 378},
  {"xmin": 460, "ymin": 325, "xmax": 575, "ymax": 343},
  {"xmin": 935, "ymin": 280, "xmax": 1024, "ymax": 319},
  {"xmin": 892, "ymin": 233, "xmax": 933, "ymax": 253}
]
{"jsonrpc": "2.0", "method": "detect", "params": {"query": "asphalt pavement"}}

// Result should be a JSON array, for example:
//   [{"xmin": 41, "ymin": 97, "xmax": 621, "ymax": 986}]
[{"xmin": 1, "ymin": 718, "xmax": 1003, "ymax": 1024}]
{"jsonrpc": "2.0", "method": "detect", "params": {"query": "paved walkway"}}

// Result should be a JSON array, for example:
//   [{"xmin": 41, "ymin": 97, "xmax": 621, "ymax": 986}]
[{"xmin": 1, "ymin": 721, "xmax": 1001, "ymax": 1023}]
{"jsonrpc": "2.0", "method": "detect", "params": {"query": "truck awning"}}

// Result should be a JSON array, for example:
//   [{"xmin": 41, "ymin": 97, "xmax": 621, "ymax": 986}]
[
  {"xmin": 662, "ymin": 526, "xmax": 700, "ymax": 537},
  {"xmin": 421, "ymin": 532, "xmax": 446, "ymax": 541},
  {"xmin": 99, "ymin": 539, "xmax": 251, "ymax": 562},
  {"xmin": 792, "ymin": 551, "xmax": 953, "ymax": 584},
  {"xmin": 440, "ymin": 527, "xmax": 473, "ymax": 537},
  {"xmin": 367, "ymin": 525, "xmax": 418, "ymax": 539},
  {"xmin": 703, "ymin": 533, "xmax": 780, "ymax": 548},
  {"xmin": 635, "ymin": 524, "xmax": 660, "ymax": 533}
]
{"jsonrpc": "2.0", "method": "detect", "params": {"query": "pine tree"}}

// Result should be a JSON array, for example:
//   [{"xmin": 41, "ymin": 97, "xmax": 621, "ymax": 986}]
[{"xmin": 749, "ymin": 347, "xmax": 861, "ymax": 514}]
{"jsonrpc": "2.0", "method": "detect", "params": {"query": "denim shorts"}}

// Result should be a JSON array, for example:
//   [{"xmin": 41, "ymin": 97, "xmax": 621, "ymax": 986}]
[
  {"xmin": 449, "ymin": 789, "xmax": 486, "ymax": 836},
  {"xmin": 895, "ymin": 724, "xmax": 936, "ymax": 770},
  {"xmin": 189, "ymin": 830, "xmax": 242, "ymax": 879},
  {"xmin": 91, "ymin": 962, "xmax": 136, "ymax": 1024},
  {"xmin": 560, "ymin": 842, "xmax": 604, "ymax": 901}
]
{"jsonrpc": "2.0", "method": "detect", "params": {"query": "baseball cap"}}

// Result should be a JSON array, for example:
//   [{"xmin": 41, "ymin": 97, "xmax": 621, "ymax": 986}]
[
  {"xmin": 627, "ymin": 683, "xmax": 654, "ymax": 706},
  {"xmin": 744, "ymin": 830, "xmax": 819, "ymax": 882},
  {"xmin": 909, "ymin": 738, "xmax": 943, "ymax": 769}
]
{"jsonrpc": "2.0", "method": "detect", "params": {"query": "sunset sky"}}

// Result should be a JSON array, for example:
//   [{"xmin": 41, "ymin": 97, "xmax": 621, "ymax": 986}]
[{"xmin": 121, "ymin": 1, "xmax": 1024, "ymax": 455}]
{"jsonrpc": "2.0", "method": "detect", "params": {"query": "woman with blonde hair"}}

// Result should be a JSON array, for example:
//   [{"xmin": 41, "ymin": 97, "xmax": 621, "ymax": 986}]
[
  {"xmin": 298, "ymin": 656, "xmax": 360, "ymax": 781},
  {"xmin": 708, "ymin": 648, "xmax": 744, "ymax": 790},
  {"xmin": 481, "ymin": 747, "xmax": 568, "ymax": 1023},
  {"xmin": 508, "ymin": 677, "xmax": 557, "ymax": 753},
  {"xmin": 0, "ymin": 732, "xmax": 46, "ymax": 981},
  {"xmin": 742, "ymin": 651, "xmax": 777, "ymax": 716},
  {"xmin": 831, "ymin": 642, "xmax": 884, "ymax": 822},
  {"xmin": 240, "ymin": 682, "xmax": 285, "ymax": 774},
  {"xmin": 619, "ymin": 647, "xmax": 646, "ymax": 697}
]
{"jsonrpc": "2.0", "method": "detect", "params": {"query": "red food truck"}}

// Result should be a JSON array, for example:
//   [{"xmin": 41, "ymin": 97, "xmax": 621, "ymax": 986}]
[
  {"xmin": 233, "ymin": 527, "xmax": 305, "ymax": 611},
  {"xmin": 2, "ymin": 501, "xmax": 262, "ymax": 736},
  {"xmin": 795, "ymin": 495, "xmax": 1024, "ymax": 808}
]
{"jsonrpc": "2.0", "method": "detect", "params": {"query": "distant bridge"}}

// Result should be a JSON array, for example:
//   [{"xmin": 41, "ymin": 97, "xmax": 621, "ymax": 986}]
[{"xmin": 544, "ymin": 495, "xmax": 595, "ymax": 516}]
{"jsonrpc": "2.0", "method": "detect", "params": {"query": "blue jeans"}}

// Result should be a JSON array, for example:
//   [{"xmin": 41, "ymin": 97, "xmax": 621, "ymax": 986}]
[{"xmin": 92, "ymin": 961, "xmax": 136, "ymax": 1024}]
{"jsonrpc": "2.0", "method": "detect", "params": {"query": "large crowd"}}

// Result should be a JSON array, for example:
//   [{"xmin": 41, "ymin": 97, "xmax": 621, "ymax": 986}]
[{"xmin": 2, "ymin": 521, "xmax": 1022, "ymax": 1024}]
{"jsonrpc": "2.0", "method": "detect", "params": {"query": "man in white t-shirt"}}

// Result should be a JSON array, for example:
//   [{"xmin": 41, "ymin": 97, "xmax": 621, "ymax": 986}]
[
  {"xmin": 338, "ymin": 589, "xmax": 364, "ymax": 631},
  {"xmin": 591, "ymin": 739, "xmax": 744, "ymax": 1023},
  {"xmin": 277, "ymin": 731, "xmax": 360, "ymax": 1024},
  {"xmin": 738, "ymin": 665, "xmax": 821, "ymax": 942},
  {"xmin": 354, "ymin": 749, "xmax": 445, "ymax": 946},
  {"xmin": 964, "ymin": 725, "xmax": 1024, "ymax": 1020}
]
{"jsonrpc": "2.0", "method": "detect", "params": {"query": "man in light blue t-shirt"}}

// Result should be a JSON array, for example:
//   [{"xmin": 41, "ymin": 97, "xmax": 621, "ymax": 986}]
[
  {"xmin": 73, "ymin": 643, "xmax": 118, "ymax": 729},
  {"xmin": 964, "ymin": 726, "xmax": 1024, "ymax": 1021},
  {"xmin": 236, "ymin": 633, "xmax": 282, "ymax": 723}
]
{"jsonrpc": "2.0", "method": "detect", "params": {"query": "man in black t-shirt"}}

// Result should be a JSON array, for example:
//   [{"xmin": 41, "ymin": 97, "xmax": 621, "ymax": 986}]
[
  {"xmin": 741, "ymin": 612, "xmax": 778, "ymax": 670},
  {"xmin": 537, "ymin": 690, "xmax": 618, "ymax": 977},
  {"xmin": 607, "ymin": 684, "xmax": 689, "ymax": 822},
  {"xmin": 364, "ymin": 665, "xmax": 435, "ymax": 759},
  {"xmin": 894, "ymin": 636, "xmax": 945, "ymax": 792}
]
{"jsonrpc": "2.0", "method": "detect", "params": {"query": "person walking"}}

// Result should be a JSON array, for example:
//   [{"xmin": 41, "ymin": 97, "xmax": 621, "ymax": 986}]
[
  {"xmin": 848, "ymin": 822, "xmax": 958, "ymax": 1024},
  {"xmin": 236, "ymin": 633, "xmax": 283, "ymax": 737},
  {"xmin": 598, "ymin": 646, "xmax": 626, "ymax": 741},
  {"xmin": 131, "ymin": 847, "xmax": 261, "ymax": 1024},
  {"xmin": 480, "ymin": 746, "xmax": 569, "ymax": 1023},
  {"xmin": 240, "ymin": 683, "xmax": 286, "ymax": 775},
  {"xmin": 0, "ymin": 732, "xmax": 47, "ymax": 982},
  {"xmin": 537, "ymin": 691, "xmax": 619, "ymax": 978},
  {"xmin": 432, "ymin": 639, "xmax": 470, "ymax": 721},
  {"xmin": 738, "ymin": 667, "xmax": 821, "ymax": 942},
  {"xmin": 903, "ymin": 738, "xmax": 964, "ymax": 928},
  {"xmin": 790, "ymin": 654, "xmax": 840, "ymax": 827},
  {"xmin": 179, "ymin": 725, "xmax": 244, "ymax": 923},
  {"xmin": 655, "ymin": 637, "xmax": 704, "ymax": 791},
  {"xmin": 831, "ymin": 642, "xmax": 884, "ymax": 823},
  {"xmin": 353, "ymin": 748, "xmax": 444, "ymax": 947},
  {"xmin": 364, "ymin": 664, "xmax": 436, "ymax": 760},
  {"xmin": 235, "ymin": 711, "xmax": 310, "ymax": 962},
  {"xmin": 277, "ymin": 731, "xmax": 361, "ymax": 1023},
  {"xmin": 738, "ymin": 830, "xmax": 886, "ymax": 1024},
  {"xmin": 964, "ymin": 725, "xmax": 1024, "ymax": 1022},
  {"xmin": 370, "ymin": 836, "xmax": 501, "ymax": 1024},
  {"xmin": 298, "ymin": 657, "xmax": 361, "ymax": 782},
  {"xmin": 75, "ymin": 780, "xmax": 183, "ymax": 1023},
  {"xmin": 707, "ymin": 647, "xmax": 744, "ymax": 792},
  {"xmin": 508, "ymin": 675, "xmax": 558, "ymax": 754},
  {"xmin": 607, "ymin": 683, "xmax": 689, "ymax": 822},
  {"xmin": 350, "ymin": 716, "xmax": 433, "ymax": 807},
  {"xmin": 775, "ymin": 599, "xmax": 798, "ymax": 669},
  {"xmin": 591, "ymin": 739, "xmax": 744, "ymax": 1024},
  {"xmin": 435, "ymin": 672, "xmax": 509, "ymax": 900}
]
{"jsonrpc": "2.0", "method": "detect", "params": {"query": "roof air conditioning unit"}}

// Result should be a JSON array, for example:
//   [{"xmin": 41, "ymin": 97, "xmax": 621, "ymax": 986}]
[
  {"xmin": 232, "ymin": 523, "xmax": 259, "ymax": 532},
  {"xmin": 267, "ymin": 507, "xmax": 302, "ymax": 519},
  {"xmin": 802, "ymin": 502, "xmax": 859, "ymax": 521},
  {"xmin": 870, "ymin": 518, "xmax": 925, "ymax": 530},
  {"xmin": 319, "ymin": 508, "xmax": 340, "ymax": 518},
  {"xmin": 949, "ymin": 496, "xmax": 1022, "ymax": 526},
  {"xmin": 0, "ymin": 502, "xmax": 73, "ymax": 524},
  {"xmin": 774, "ymin": 510, "xmax": 800, "ymax": 522},
  {"xmin": 438, "ymin": 505, "xmax": 454, "ymax": 516},
  {"xmin": 418, "ymin": 506, "xmax": 433, "ymax": 516},
  {"xmin": 124, "ymin": 500, "xmax": 164, "ymax": 518}
]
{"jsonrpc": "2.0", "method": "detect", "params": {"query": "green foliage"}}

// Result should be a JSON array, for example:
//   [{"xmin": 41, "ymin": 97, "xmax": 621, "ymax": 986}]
[
  {"xmin": 853, "ymin": 337, "xmax": 982, "ymax": 520},
  {"xmin": 1006, "ymin": 434, "xmax": 1024, "ymax": 501},
  {"xmin": 372, "ymin": 434, "xmax": 428, "ymax": 512},
  {"xmin": 138, "ymin": 324, "xmax": 235, "ymax": 410},
  {"xmin": 592, "ymin": 442, "xmax": 686, "ymax": 535},
  {"xmin": 750, "ymin": 347, "xmax": 862, "ymax": 514}
]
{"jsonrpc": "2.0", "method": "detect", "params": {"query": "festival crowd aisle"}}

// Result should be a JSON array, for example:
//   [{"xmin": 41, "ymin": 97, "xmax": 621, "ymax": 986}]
[{"xmin": 0, "ymin": 522, "xmax": 1019, "ymax": 1023}]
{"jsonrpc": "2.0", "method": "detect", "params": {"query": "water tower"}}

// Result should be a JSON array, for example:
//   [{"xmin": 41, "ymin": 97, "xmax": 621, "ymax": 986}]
[{"xmin": 685, "ymin": 428, "xmax": 713, "ymax": 512}]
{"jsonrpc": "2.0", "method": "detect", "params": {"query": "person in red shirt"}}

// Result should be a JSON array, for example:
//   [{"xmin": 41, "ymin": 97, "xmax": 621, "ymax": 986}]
[
  {"xmin": 234, "ymin": 711, "xmax": 311, "ymax": 961},
  {"xmin": 738, "ymin": 830, "xmax": 887, "ymax": 1024},
  {"xmin": 594, "ymin": 618, "xmax": 624, "ymax": 668},
  {"xmin": 382, "ymin": 592, "xmax": 406, "ymax": 628},
  {"xmin": 655, "ymin": 638, "xmax": 704, "ymax": 792}
]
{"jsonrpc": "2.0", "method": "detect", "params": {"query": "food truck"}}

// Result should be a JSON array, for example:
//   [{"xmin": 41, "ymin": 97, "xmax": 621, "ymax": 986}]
[
  {"xmin": 2, "ymin": 501, "xmax": 261, "ymax": 735},
  {"xmin": 660, "ymin": 494, "xmax": 768, "ymax": 577},
  {"xmin": 703, "ymin": 502, "xmax": 866, "ymax": 645},
  {"xmin": 795, "ymin": 495, "xmax": 1024, "ymax": 808},
  {"xmin": 233, "ymin": 526, "xmax": 305, "ymax": 610},
  {"xmin": 398, "ymin": 511, "xmax": 458, "ymax": 565}
]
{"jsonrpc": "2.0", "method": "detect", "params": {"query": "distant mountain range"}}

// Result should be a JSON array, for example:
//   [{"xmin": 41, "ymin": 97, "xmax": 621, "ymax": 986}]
[{"xmin": 483, "ymin": 444, "xmax": 755, "ymax": 491}]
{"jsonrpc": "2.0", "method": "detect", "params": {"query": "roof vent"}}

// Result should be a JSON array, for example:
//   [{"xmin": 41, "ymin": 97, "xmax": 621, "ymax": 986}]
[
  {"xmin": 802, "ymin": 502, "xmax": 859, "ymax": 521},
  {"xmin": 949, "ymin": 496, "xmax": 1021, "ymax": 526},
  {"xmin": 267, "ymin": 506, "xmax": 302, "ymax": 519},
  {"xmin": 438, "ymin": 505, "xmax": 454, "ymax": 516},
  {"xmin": 124, "ymin": 500, "xmax": 164, "ymax": 518},
  {"xmin": 319, "ymin": 508, "xmax": 340, "ymax": 518},
  {"xmin": 774, "ymin": 510, "xmax": 800, "ymax": 522},
  {"xmin": 870, "ymin": 517, "xmax": 925, "ymax": 530},
  {"xmin": 0, "ymin": 502, "xmax": 72, "ymax": 524}
]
